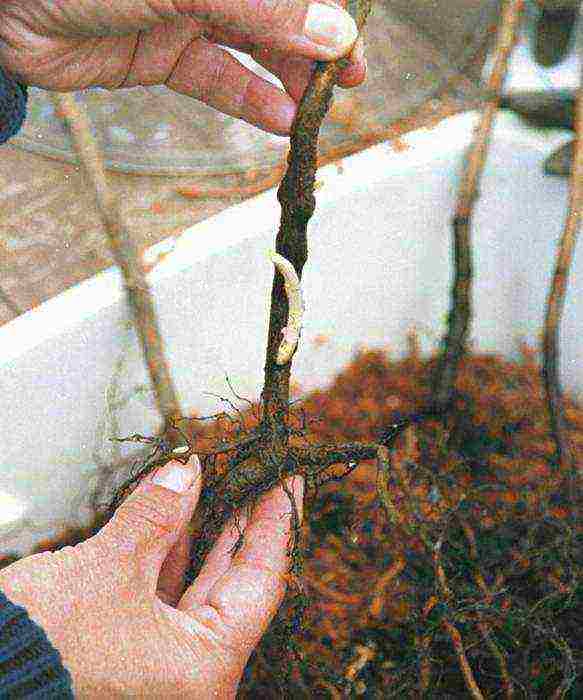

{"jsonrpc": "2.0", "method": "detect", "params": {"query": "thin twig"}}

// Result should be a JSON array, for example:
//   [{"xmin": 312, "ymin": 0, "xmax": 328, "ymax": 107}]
[
  {"xmin": 195, "ymin": 433, "xmax": 261, "ymax": 457},
  {"xmin": 343, "ymin": 641, "xmax": 377, "ymax": 694},
  {"xmin": 432, "ymin": 533, "xmax": 485, "ymax": 700},
  {"xmin": 288, "ymin": 441, "xmax": 378, "ymax": 469},
  {"xmin": 376, "ymin": 444, "xmax": 399, "ymax": 525},
  {"xmin": 432, "ymin": 0, "xmax": 524, "ymax": 409},
  {"xmin": 542, "ymin": 68, "xmax": 583, "ymax": 504},
  {"xmin": 53, "ymin": 92, "xmax": 182, "ymax": 430},
  {"xmin": 441, "ymin": 620, "xmax": 485, "ymax": 700},
  {"xmin": 367, "ymin": 554, "xmax": 406, "ymax": 620},
  {"xmin": 224, "ymin": 373, "xmax": 259, "ymax": 420},
  {"xmin": 459, "ymin": 518, "xmax": 514, "ymax": 698}
]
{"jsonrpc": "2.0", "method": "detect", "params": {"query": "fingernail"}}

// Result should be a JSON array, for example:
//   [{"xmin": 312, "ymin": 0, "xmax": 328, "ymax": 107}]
[
  {"xmin": 152, "ymin": 455, "xmax": 200, "ymax": 494},
  {"xmin": 304, "ymin": 2, "xmax": 358, "ymax": 51}
]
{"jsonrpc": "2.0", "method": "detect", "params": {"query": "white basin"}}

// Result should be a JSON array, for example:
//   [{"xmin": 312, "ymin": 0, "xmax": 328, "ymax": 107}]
[{"xmin": 0, "ymin": 109, "xmax": 575, "ymax": 557}]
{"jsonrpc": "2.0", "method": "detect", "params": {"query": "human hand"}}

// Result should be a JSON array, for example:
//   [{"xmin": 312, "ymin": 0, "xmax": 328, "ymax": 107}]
[
  {"xmin": 0, "ymin": 0, "xmax": 366, "ymax": 136},
  {"xmin": 0, "ymin": 456, "xmax": 305, "ymax": 698}
]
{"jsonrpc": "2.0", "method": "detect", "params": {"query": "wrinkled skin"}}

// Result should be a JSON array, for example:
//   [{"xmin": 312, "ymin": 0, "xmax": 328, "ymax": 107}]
[
  {"xmin": 0, "ymin": 0, "xmax": 366, "ymax": 136},
  {"xmin": 0, "ymin": 458, "xmax": 304, "ymax": 698}
]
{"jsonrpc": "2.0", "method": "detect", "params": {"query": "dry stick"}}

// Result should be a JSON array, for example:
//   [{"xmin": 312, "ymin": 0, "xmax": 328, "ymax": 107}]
[
  {"xmin": 416, "ymin": 632, "xmax": 432, "ymax": 696},
  {"xmin": 431, "ymin": 0, "xmax": 524, "ymax": 409},
  {"xmin": 53, "ymin": 93, "xmax": 182, "ymax": 432},
  {"xmin": 542, "ymin": 70, "xmax": 583, "ymax": 500}
]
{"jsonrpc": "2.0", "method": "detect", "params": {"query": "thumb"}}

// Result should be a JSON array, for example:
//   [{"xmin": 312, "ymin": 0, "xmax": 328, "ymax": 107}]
[
  {"xmin": 96, "ymin": 455, "xmax": 202, "ymax": 585},
  {"xmin": 195, "ymin": 0, "xmax": 359, "ymax": 60}
]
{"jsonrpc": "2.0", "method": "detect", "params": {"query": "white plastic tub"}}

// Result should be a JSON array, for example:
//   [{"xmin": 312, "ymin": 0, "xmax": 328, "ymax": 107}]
[{"xmin": 0, "ymin": 108, "xmax": 576, "ymax": 558}]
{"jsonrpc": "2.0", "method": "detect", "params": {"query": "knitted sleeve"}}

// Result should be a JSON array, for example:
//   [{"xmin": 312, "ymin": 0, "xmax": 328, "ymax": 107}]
[
  {"xmin": 0, "ymin": 66, "xmax": 28, "ymax": 145},
  {"xmin": 0, "ymin": 589, "xmax": 75, "ymax": 698}
]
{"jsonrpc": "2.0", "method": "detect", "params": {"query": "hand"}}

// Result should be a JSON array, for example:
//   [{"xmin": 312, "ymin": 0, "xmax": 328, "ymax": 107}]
[
  {"xmin": 0, "ymin": 456, "xmax": 305, "ymax": 698},
  {"xmin": 0, "ymin": 0, "xmax": 366, "ymax": 135}
]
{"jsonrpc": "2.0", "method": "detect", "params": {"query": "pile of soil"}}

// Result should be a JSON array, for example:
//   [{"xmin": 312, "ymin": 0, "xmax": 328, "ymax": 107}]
[
  {"xmin": 239, "ymin": 336, "xmax": 582, "ymax": 697},
  {"xmin": 6, "ymin": 335, "xmax": 582, "ymax": 697}
]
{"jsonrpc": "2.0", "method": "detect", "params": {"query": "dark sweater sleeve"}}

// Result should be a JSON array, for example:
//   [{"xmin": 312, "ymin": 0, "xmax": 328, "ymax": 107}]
[
  {"xmin": 0, "ymin": 589, "xmax": 74, "ymax": 698},
  {"xmin": 0, "ymin": 66, "xmax": 28, "ymax": 145}
]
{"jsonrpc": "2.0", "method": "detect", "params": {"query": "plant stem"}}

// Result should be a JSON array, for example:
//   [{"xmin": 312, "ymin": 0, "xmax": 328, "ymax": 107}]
[
  {"xmin": 441, "ymin": 620, "xmax": 485, "ymax": 700},
  {"xmin": 260, "ymin": 0, "xmax": 372, "ymax": 434},
  {"xmin": 542, "ymin": 68, "xmax": 583, "ymax": 494},
  {"xmin": 184, "ymin": 1, "xmax": 373, "ymax": 587},
  {"xmin": 432, "ymin": 0, "xmax": 524, "ymax": 409},
  {"xmin": 53, "ymin": 93, "xmax": 182, "ymax": 431},
  {"xmin": 458, "ymin": 518, "xmax": 514, "ymax": 698}
]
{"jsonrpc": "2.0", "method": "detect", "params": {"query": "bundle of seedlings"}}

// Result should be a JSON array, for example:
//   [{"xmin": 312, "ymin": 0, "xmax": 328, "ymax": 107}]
[{"xmin": 5, "ymin": 0, "xmax": 582, "ymax": 695}]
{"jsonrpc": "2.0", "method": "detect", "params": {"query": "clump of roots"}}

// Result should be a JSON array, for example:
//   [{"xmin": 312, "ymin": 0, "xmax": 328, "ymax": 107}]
[{"xmin": 100, "ymin": 374, "xmax": 374, "ymax": 593}]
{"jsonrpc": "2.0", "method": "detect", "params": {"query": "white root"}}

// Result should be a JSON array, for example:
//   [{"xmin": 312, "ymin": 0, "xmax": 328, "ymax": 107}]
[{"xmin": 268, "ymin": 250, "xmax": 305, "ymax": 365}]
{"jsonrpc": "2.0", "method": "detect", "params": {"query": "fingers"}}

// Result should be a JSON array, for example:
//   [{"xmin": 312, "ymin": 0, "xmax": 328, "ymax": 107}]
[
  {"xmin": 156, "ymin": 491, "xmax": 251, "ymax": 608},
  {"xmin": 139, "ymin": 28, "xmax": 364, "ymax": 136},
  {"xmin": 177, "ymin": 507, "xmax": 251, "ymax": 609},
  {"xmin": 165, "ymin": 37, "xmax": 297, "ymax": 135},
  {"xmin": 186, "ymin": 476, "xmax": 305, "ymax": 656},
  {"xmin": 156, "ymin": 521, "xmax": 192, "ymax": 606},
  {"xmin": 339, "ymin": 35, "xmax": 366, "ymax": 88},
  {"xmin": 184, "ymin": 0, "xmax": 358, "ymax": 61},
  {"xmin": 229, "ymin": 475, "xmax": 304, "ymax": 576},
  {"xmin": 96, "ymin": 456, "xmax": 202, "ymax": 597},
  {"xmin": 98, "ymin": 457, "xmax": 202, "ymax": 550},
  {"xmin": 54, "ymin": 0, "xmax": 357, "ymax": 61},
  {"xmin": 251, "ymin": 34, "xmax": 366, "ymax": 104}
]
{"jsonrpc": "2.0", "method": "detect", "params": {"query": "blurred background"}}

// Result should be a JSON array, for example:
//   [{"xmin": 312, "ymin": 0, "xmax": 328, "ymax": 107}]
[{"xmin": 0, "ymin": 0, "xmax": 580, "ymax": 324}]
